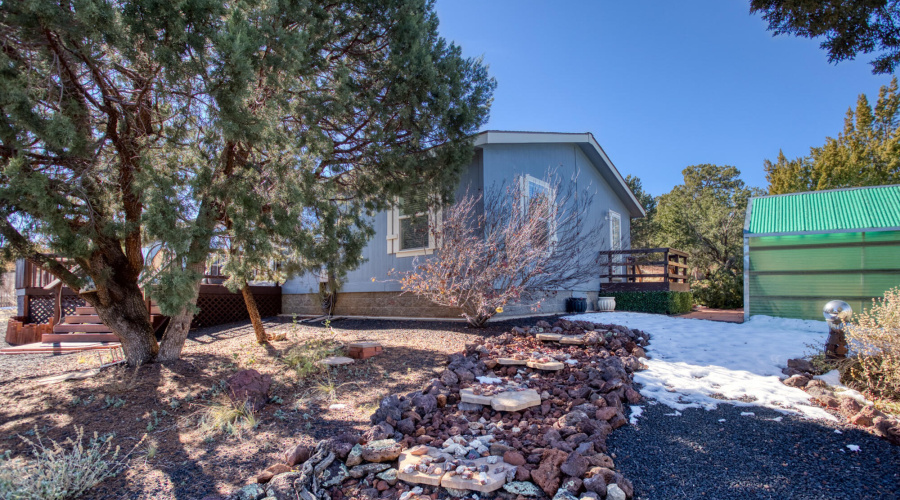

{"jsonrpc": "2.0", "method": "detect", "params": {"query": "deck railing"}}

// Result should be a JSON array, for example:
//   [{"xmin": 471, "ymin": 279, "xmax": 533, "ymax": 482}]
[{"xmin": 599, "ymin": 248, "xmax": 690, "ymax": 292}]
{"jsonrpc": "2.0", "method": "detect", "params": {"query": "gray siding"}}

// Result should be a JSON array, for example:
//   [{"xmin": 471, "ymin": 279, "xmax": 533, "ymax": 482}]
[{"xmin": 283, "ymin": 142, "xmax": 632, "ymax": 300}]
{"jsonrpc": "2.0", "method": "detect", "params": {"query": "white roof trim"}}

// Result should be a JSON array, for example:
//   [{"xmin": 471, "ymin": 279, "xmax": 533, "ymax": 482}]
[{"xmin": 473, "ymin": 130, "xmax": 646, "ymax": 218}]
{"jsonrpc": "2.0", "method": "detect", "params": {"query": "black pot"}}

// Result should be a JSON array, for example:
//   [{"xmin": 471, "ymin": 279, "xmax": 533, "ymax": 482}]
[{"xmin": 565, "ymin": 297, "xmax": 588, "ymax": 313}]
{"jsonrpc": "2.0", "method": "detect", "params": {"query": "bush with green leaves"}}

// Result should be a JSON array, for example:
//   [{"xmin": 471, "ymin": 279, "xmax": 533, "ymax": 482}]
[
  {"xmin": 603, "ymin": 291, "xmax": 693, "ymax": 315},
  {"xmin": 0, "ymin": 426, "xmax": 133, "ymax": 500},
  {"xmin": 691, "ymin": 270, "xmax": 743, "ymax": 309}
]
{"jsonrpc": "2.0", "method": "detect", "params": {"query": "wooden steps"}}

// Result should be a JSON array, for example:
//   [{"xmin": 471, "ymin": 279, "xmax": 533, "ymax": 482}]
[{"xmin": 42, "ymin": 301, "xmax": 163, "ymax": 343}]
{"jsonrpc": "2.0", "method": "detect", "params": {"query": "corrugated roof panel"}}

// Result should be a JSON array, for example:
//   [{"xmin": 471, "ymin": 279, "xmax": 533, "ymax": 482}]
[{"xmin": 747, "ymin": 185, "xmax": 900, "ymax": 235}]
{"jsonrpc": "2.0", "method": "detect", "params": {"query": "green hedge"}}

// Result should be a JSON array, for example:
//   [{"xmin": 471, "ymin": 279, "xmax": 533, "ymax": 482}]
[{"xmin": 602, "ymin": 291, "xmax": 693, "ymax": 315}]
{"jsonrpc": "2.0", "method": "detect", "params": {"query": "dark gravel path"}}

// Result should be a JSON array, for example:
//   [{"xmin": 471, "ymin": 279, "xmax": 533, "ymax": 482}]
[{"xmin": 609, "ymin": 402, "xmax": 900, "ymax": 500}]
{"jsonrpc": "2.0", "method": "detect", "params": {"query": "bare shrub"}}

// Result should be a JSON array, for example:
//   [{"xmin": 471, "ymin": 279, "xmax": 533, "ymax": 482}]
[
  {"xmin": 0, "ymin": 426, "xmax": 139, "ymax": 499},
  {"xmin": 400, "ymin": 171, "xmax": 605, "ymax": 327},
  {"xmin": 845, "ymin": 286, "xmax": 900, "ymax": 401}
]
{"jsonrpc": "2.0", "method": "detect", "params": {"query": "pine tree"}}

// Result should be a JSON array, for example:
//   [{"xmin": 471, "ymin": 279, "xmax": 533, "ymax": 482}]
[
  {"xmin": 765, "ymin": 78, "xmax": 900, "ymax": 194},
  {"xmin": 0, "ymin": 0, "xmax": 495, "ymax": 364},
  {"xmin": 624, "ymin": 175, "xmax": 657, "ymax": 249}
]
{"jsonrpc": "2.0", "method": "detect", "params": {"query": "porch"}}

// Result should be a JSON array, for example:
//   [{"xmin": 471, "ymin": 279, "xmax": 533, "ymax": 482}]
[{"xmin": 599, "ymin": 247, "xmax": 690, "ymax": 293}]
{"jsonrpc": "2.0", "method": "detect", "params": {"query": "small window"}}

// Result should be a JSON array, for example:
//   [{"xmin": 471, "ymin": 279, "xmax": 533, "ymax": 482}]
[
  {"xmin": 609, "ymin": 211, "xmax": 622, "ymax": 251},
  {"xmin": 520, "ymin": 175, "xmax": 558, "ymax": 246},
  {"xmin": 387, "ymin": 196, "xmax": 441, "ymax": 257}
]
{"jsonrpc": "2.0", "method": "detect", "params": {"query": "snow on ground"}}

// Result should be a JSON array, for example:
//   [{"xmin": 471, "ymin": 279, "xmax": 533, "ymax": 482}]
[{"xmin": 564, "ymin": 312, "xmax": 836, "ymax": 420}]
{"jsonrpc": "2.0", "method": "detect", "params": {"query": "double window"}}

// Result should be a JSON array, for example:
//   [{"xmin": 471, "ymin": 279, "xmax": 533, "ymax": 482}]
[{"xmin": 387, "ymin": 197, "xmax": 441, "ymax": 257}]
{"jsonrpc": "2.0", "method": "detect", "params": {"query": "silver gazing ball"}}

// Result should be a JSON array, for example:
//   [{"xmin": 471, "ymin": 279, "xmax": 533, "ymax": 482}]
[{"xmin": 823, "ymin": 300, "xmax": 853, "ymax": 323}]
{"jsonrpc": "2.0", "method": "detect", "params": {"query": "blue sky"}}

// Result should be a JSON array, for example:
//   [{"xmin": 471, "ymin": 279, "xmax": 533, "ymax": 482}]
[{"xmin": 434, "ymin": 0, "xmax": 895, "ymax": 196}]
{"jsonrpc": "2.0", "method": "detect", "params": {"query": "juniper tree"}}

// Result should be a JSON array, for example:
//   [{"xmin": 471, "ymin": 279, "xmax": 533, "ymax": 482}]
[
  {"xmin": 0, "ymin": 0, "xmax": 494, "ymax": 364},
  {"xmin": 765, "ymin": 77, "xmax": 900, "ymax": 194}
]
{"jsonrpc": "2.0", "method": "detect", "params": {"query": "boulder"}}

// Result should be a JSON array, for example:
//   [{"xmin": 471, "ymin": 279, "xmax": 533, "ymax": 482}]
[
  {"xmin": 266, "ymin": 472, "xmax": 300, "ymax": 500},
  {"xmin": 559, "ymin": 452, "xmax": 588, "ymax": 477},
  {"xmin": 226, "ymin": 369, "xmax": 272, "ymax": 412},
  {"xmin": 787, "ymin": 358, "xmax": 815, "ymax": 374},
  {"xmin": 607, "ymin": 483, "xmax": 627, "ymax": 500},
  {"xmin": 360, "ymin": 439, "xmax": 402, "ymax": 463}
]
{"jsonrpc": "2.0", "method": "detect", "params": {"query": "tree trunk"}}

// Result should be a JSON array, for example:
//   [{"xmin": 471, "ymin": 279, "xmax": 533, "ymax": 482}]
[
  {"xmin": 241, "ymin": 283, "xmax": 268, "ymax": 343},
  {"xmin": 156, "ymin": 261, "xmax": 206, "ymax": 362},
  {"xmin": 87, "ymin": 281, "xmax": 158, "ymax": 366}
]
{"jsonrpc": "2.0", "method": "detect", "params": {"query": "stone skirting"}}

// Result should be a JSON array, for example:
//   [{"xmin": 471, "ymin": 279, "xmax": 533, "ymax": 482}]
[{"xmin": 282, "ymin": 290, "xmax": 600, "ymax": 319}]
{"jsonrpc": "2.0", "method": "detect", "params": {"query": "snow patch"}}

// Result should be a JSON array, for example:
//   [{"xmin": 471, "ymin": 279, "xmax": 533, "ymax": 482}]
[
  {"xmin": 629, "ymin": 405, "xmax": 643, "ymax": 425},
  {"xmin": 847, "ymin": 444, "xmax": 861, "ymax": 452},
  {"xmin": 565, "ymin": 312, "xmax": 836, "ymax": 420},
  {"xmin": 741, "ymin": 412, "xmax": 756, "ymax": 417},
  {"xmin": 476, "ymin": 376, "xmax": 502, "ymax": 385}
]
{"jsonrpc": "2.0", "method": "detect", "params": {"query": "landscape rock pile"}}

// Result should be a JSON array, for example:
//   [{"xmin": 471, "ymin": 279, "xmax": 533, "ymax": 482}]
[
  {"xmin": 782, "ymin": 358, "xmax": 900, "ymax": 445},
  {"xmin": 227, "ymin": 319, "xmax": 650, "ymax": 500}
]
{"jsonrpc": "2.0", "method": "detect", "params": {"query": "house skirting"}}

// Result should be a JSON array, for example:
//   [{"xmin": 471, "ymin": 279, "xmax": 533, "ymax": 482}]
[{"xmin": 282, "ymin": 291, "xmax": 599, "ymax": 319}]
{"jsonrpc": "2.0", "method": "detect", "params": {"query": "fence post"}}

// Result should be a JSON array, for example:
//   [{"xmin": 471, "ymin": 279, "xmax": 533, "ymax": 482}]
[{"xmin": 663, "ymin": 249, "xmax": 670, "ymax": 283}]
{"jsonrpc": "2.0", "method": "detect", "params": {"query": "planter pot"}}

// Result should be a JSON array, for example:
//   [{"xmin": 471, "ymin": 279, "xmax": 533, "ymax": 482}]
[
  {"xmin": 597, "ymin": 297, "xmax": 616, "ymax": 312},
  {"xmin": 565, "ymin": 297, "xmax": 588, "ymax": 314}
]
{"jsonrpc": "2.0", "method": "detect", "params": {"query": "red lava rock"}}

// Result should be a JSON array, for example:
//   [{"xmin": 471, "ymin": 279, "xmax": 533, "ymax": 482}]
[
  {"xmin": 226, "ymin": 369, "xmax": 272, "ymax": 411},
  {"xmin": 531, "ymin": 448, "xmax": 568, "ymax": 495},
  {"xmin": 504, "ymin": 450, "xmax": 526, "ymax": 466},
  {"xmin": 596, "ymin": 407, "xmax": 618, "ymax": 421},
  {"xmin": 256, "ymin": 463, "xmax": 291, "ymax": 483},
  {"xmin": 839, "ymin": 397, "xmax": 862, "ymax": 416},
  {"xmin": 850, "ymin": 406, "xmax": 879, "ymax": 427},
  {"xmin": 625, "ymin": 387, "xmax": 642, "ymax": 404},
  {"xmin": 284, "ymin": 444, "xmax": 312, "ymax": 466},
  {"xmin": 376, "ymin": 480, "xmax": 389, "ymax": 491}
]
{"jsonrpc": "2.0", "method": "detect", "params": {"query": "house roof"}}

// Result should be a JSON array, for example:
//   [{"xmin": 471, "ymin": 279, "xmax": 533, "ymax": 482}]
[
  {"xmin": 744, "ymin": 184, "xmax": 900, "ymax": 237},
  {"xmin": 473, "ymin": 130, "xmax": 646, "ymax": 218}
]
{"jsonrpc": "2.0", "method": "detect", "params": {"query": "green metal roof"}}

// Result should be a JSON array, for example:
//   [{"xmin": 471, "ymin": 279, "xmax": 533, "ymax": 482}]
[{"xmin": 746, "ymin": 185, "xmax": 900, "ymax": 236}]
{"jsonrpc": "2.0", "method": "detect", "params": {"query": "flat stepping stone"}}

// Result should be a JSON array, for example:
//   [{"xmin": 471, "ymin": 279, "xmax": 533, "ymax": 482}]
[
  {"xmin": 536, "ymin": 333, "xmax": 562, "ymax": 341},
  {"xmin": 397, "ymin": 447, "xmax": 453, "ymax": 486},
  {"xmin": 526, "ymin": 360, "xmax": 564, "ymax": 371},
  {"xmin": 491, "ymin": 389, "xmax": 541, "ymax": 412},
  {"xmin": 440, "ymin": 456, "xmax": 508, "ymax": 493},
  {"xmin": 559, "ymin": 335, "xmax": 585, "ymax": 345},
  {"xmin": 320, "ymin": 356, "xmax": 354, "ymax": 366},
  {"xmin": 459, "ymin": 388, "xmax": 494, "ymax": 405},
  {"xmin": 497, "ymin": 358, "xmax": 528, "ymax": 365}
]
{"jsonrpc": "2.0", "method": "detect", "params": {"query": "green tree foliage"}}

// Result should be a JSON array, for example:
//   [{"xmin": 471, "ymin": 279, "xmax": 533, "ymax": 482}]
[
  {"xmin": 751, "ymin": 0, "xmax": 900, "ymax": 74},
  {"xmin": 765, "ymin": 77, "xmax": 900, "ymax": 194},
  {"xmin": 624, "ymin": 175, "xmax": 657, "ymax": 249},
  {"xmin": 656, "ymin": 165, "xmax": 761, "ymax": 308},
  {"xmin": 0, "ymin": 0, "xmax": 494, "ymax": 365}
]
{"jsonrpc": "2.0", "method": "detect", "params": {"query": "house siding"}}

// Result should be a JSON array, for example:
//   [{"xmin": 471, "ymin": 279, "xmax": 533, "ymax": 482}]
[{"xmin": 283, "ymin": 140, "xmax": 634, "ymax": 317}]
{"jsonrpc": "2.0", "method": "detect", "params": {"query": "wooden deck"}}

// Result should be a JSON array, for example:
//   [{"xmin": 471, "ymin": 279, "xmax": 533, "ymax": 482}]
[
  {"xmin": 7, "ymin": 258, "xmax": 281, "ymax": 346},
  {"xmin": 600, "ymin": 248, "xmax": 690, "ymax": 293},
  {"xmin": 0, "ymin": 341, "xmax": 122, "ymax": 355}
]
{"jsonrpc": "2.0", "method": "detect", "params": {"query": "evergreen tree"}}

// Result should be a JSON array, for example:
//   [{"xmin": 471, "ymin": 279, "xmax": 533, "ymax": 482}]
[
  {"xmin": 656, "ymin": 165, "xmax": 759, "ymax": 277},
  {"xmin": 0, "ymin": 0, "xmax": 495, "ymax": 365},
  {"xmin": 624, "ymin": 175, "xmax": 657, "ymax": 249},
  {"xmin": 765, "ymin": 78, "xmax": 900, "ymax": 194},
  {"xmin": 751, "ymin": 0, "xmax": 900, "ymax": 74}
]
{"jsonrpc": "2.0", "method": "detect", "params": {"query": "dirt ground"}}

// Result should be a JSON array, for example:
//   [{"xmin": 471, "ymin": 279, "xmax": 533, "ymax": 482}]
[{"xmin": 0, "ymin": 315, "xmax": 556, "ymax": 499}]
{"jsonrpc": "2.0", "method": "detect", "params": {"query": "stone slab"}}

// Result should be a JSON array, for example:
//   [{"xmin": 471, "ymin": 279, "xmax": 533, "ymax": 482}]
[
  {"xmin": 559, "ymin": 335, "xmax": 585, "ymax": 345},
  {"xmin": 491, "ymin": 389, "xmax": 541, "ymax": 412},
  {"xmin": 459, "ymin": 388, "xmax": 494, "ymax": 405},
  {"xmin": 348, "ymin": 341, "xmax": 382, "ymax": 348},
  {"xmin": 396, "ymin": 447, "xmax": 453, "ymax": 486},
  {"xmin": 497, "ymin": 358, "xmax": 528, "ymax": 365},
  {"xmin": 320, "ymin": 356, "xmax": 354, "ymax": 366},
  {"xmin": 526, "ymin": 360, "xmax": 564, "ymax": 371},
  {"xmin": 440, "ymin": 456, "xmax": 509, "ymax": 493},
  {"xmin": 536, "ymin": 333, "xmax": 562, "ymax": 341}
]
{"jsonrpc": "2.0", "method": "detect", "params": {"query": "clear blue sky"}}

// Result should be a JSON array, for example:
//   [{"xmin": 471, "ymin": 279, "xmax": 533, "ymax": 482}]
[{"xmin": 434, "ymin": 0, "xmax": 895, "ymax": 196}]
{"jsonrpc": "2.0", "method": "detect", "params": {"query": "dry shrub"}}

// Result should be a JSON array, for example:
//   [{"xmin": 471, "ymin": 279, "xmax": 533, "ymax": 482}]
[
  {"xmin": 0, "ymin": 426, "xmax": 138, "ymax": 499},
  {"xmin": 845, "ymin": 287, "xmax": 900, "ymax": 401},
  {"xmin": 281, "ymin": 339, "xmax": 343, "ymax": 379}
]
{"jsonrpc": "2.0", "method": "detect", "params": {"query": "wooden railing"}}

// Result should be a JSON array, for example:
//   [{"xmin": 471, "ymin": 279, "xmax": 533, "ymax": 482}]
[{"xmin": 599, "ymin": 248, "xmax": 690, "ymax": 292}]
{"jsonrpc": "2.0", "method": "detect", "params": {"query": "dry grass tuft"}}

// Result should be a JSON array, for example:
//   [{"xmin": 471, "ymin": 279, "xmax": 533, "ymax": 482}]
[{"xmin": 845, "ymin": 287, "xmax": 900, "ymax": 402}]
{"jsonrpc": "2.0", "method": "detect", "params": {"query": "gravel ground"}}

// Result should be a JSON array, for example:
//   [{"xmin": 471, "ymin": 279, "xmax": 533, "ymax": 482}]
[{"xmin": 609, "ymin": 401, "xmax": 900, "ymax": 500}]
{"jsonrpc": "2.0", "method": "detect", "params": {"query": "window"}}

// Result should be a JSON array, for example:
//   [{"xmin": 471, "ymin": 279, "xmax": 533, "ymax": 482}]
[
  {"xmin": 520, "ymin": 174, "xmax": 558, "ymax": 247},
  {"xmin": 387, "ymin": 196, "xmax": 441, "ymax": 257},
  {"xmin": 609, "ymin": 210, "xmax": 622, "ymax": 251}
]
